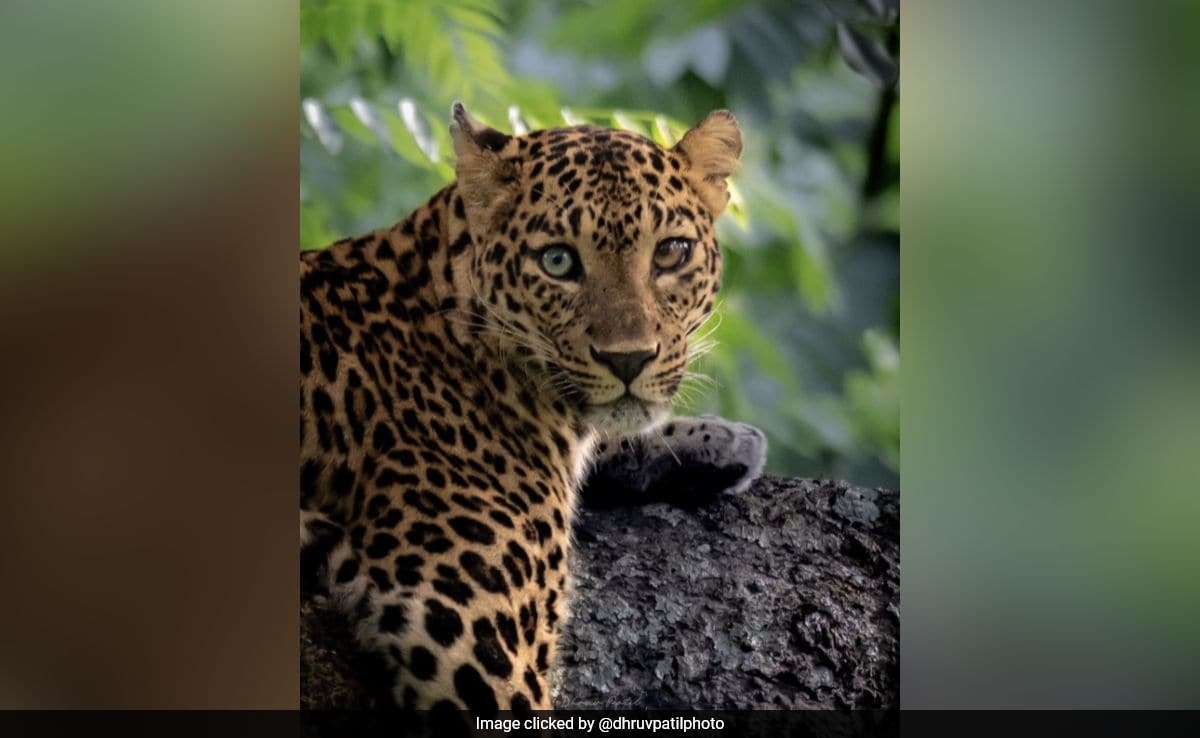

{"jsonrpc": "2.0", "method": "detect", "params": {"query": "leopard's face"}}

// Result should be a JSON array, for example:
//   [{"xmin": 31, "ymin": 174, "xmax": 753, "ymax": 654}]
[{"xmin": 451, "ymin": 110, "xmax": 741, "ymax": 437}]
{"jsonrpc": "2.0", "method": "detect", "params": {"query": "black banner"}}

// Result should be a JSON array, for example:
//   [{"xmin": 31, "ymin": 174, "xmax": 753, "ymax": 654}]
[
  {"xmin": 5, "ymin": 709, "xmax": 1186, "ymax": 738},
  {"xmin": 306, "ymin": 709, "xmax": 897, "ymax": 738}
]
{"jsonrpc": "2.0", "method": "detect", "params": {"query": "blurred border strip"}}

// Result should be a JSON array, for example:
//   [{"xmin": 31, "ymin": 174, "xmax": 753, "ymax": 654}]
[
  {"xmin": 0, "ymin": 1, "xmax": 298, "ymax": 707},
  {"xmin": 902, "ymin": 0, "xmax": 1200, "ymax": 707}
]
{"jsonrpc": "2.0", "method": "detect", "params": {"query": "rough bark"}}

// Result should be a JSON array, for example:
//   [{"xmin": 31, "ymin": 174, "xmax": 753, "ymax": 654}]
[{"xmin": 301, "ymin": 475, "xmax": 899, "ymax": 709}]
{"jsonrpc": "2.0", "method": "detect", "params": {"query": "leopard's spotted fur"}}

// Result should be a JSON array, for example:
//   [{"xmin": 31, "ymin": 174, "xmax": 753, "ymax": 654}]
[{"xmin": 300, "ymin": 104, "xmax": 758, "ymax": 713}]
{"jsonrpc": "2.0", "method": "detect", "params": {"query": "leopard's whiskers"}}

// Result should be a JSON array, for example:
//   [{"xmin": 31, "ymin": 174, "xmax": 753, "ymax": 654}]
[{"xmin": 653, "ymin": 425, "xmax": 682, "ymax": 466}]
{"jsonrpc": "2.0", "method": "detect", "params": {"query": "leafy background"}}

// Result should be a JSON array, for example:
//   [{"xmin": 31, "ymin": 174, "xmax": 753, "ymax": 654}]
[{"xmin": 300, "ymin": 0, "xmax": 899, "ymax": 489}]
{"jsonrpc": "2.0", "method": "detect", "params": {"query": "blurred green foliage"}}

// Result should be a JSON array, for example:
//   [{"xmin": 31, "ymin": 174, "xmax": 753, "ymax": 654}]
[{"xmin": 300, "ymin": 0, "xmax": 899, "ymax": 488}]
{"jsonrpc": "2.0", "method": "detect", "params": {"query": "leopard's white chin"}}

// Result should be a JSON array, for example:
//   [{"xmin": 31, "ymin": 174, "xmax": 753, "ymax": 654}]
[{"xmin": 583, "ymin": 396, "xmax": 669, "ymax": 437}]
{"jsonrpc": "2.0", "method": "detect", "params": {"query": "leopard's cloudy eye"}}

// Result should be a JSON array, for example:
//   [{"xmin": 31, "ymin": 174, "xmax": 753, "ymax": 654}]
[
  {"xmin": 653, "ymin": 238, "xmax": 693, "ymax": 273},
  {"xmin": 539, "ymin": 244, "xmax": 582, "ymax": 280}
]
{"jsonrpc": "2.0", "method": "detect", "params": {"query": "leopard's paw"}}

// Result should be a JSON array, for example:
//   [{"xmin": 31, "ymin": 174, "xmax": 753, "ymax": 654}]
[{"xmin": 582, "ymin": 414, "xmax": 767, "ymax": 508}]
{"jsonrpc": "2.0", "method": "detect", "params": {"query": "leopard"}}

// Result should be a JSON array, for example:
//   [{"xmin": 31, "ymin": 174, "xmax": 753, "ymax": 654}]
[{"xmin": 300, "ymin": 102, "xmax": 767, "ymax": 715}]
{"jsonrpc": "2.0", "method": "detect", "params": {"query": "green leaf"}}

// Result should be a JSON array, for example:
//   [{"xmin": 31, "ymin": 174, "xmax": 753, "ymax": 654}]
[
  {"xmin": 724, "ymin": 180, "xmax": 749, "ymax": 231},
  {"xmin": 791, "ymin": 211, "xmax": 837, "ymax": 312},
  {"xmin": 610, "ymin": 111, "xmax": 648, "ymax": 137},
  {"xmin": 329, "ymin": 105, "xmax": 378, "ymax": 146},
  {"xmin": 300, "ymin": 199, "xmax": 337, "ymax": 251},
  {"xmin": 844, "ymin": 328, "xmax": 900, "ymax": 470},
  {"xmin": 835, "ymin": 22, "xmax": 898, "ymax": 89},
  {"xmin": 383, "ymin": 106, "xmax": 437, "ymax": 170},
  {"xmin": 378, "ymin": 0, "xmax": 408, "ymax": 53},
  {"xmin": 547, "ymin": 0, "xmax": 752, "ymax": 57},
  {"xmin": 321, "ymin": 1, "xmax": 364, "ymax": 64},
  {"xmin": 708, "ymin": 307, "xmax": 796, "ymax": 390}
]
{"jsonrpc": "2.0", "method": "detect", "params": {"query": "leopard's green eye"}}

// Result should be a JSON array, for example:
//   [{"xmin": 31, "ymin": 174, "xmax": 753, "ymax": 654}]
[
  {"xmin": 653, "ymin": 238, "xmax": 693, "ymax": 273},
  {"xmin": 540, "ymin": 244, "xmax": 582, "ymax": 280}
]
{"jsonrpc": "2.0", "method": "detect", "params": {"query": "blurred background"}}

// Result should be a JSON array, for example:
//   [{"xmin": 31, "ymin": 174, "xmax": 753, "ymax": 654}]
[
  {"xmin": 902, "ymin": 0, "xmax": 1200, "ymax": 708},
  {"xmin": 300, "ymin": 0, "xmax": 901, "ymax": 489},
  {"xmin": 0, "ymin": 0, "xmax": 1198, "ymax": 712}
]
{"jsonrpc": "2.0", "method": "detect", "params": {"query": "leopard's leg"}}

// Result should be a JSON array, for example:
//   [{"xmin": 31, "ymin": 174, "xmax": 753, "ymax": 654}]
[
  {"xmin": 302, "ymin": 508, "xmax": 548, "ymax": 716},
  {"xmin": 580, "ymin": 414, "xmax": 768, "ymax": 508},
  {"xmin": 302, "ymin": 509, "xmax": 411, "ymax": 709},
  {"xmin": 300, "ymin": 508, "xmax": 371, "ymax": 609},
  {"xmin": 301, "ymin": 508, "xmax": 342, "ymax": 598}
]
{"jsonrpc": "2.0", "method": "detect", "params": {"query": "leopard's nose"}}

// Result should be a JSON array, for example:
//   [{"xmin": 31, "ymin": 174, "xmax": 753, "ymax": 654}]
[{"xmin": 590, "ymin": 345, "xmax": 659, "ymax": 386}]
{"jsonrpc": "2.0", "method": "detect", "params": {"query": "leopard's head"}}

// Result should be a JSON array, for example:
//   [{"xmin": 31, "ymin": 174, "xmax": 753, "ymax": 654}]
[{"xmin": 449, "ymin": 103, "xmax": 741, "ymax": 436}]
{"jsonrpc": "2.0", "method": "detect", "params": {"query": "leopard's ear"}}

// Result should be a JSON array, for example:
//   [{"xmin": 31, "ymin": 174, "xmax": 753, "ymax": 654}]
[
  {"xmin": 449, "ymin": 102, "xmax": 519, "ymax": 232},
  {"xmin": 671, "ymin": 109, "xmax": 743, "ymax": 216}
]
